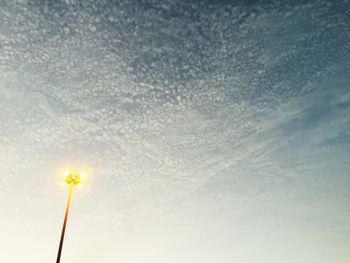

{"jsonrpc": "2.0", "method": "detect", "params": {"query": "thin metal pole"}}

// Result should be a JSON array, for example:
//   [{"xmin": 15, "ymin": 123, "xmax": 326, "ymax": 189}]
[{"xmin": 56, "ymin": 183, "xmax": 73, "ymax": 263}]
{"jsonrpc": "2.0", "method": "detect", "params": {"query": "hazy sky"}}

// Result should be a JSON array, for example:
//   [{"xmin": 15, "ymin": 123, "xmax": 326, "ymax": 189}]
[{"xmin": 0, "ymin": 0, "xmax": 349, "ymax": 262}]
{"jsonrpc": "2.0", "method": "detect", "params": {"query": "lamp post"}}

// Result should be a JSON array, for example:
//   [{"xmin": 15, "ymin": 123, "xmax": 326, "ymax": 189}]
[{"xmin": 56, "ymin": 171, "xmax": 84, "ymax": 263}]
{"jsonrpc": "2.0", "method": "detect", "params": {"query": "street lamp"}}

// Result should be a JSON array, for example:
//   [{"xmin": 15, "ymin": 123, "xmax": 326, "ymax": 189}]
[{"xmin": 56, "ymin": 170, "xmax": 85, "ymax": 263}]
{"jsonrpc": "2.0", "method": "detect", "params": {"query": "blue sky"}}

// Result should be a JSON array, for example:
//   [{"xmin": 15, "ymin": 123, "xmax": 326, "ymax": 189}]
[{"xmin": 0, "ymin": 0, "xmax": 349, "ymax": 262}]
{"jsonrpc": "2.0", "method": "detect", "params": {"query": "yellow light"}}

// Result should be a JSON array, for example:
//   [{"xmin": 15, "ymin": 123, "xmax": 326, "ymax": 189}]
[{"xmin": 62, "ymin": 170, "xmax": 83, "ymax": 186}]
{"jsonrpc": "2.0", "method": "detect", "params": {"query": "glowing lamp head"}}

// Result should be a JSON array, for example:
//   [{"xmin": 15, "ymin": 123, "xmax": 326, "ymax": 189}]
[{"xmin": 63, "ymin": 170, "xmax": 82, "ymax": 186}]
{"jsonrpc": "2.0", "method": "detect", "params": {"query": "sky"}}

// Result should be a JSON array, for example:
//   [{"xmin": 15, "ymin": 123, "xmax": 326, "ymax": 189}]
[{"xmin": 0, "ymin": 0, "xmax": 349, "ymax": 262}]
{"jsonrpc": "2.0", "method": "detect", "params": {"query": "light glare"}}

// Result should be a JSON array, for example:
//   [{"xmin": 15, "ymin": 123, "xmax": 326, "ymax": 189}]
[{"xmin": 62, "ymin": 170, "xmax": 86, "ymax": 186}]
